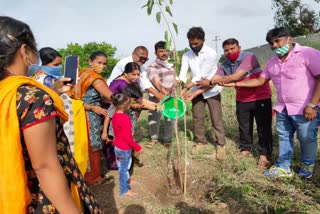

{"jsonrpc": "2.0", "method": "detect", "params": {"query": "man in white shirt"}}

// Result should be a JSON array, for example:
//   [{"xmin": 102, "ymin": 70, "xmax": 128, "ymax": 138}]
[
  {"xmin": 179, "ymin": 27, "xmax": 226, "ymax": 157},
  {"xmin": 107, "ymin": 46, "xmax": 164, "ymax": 101}
]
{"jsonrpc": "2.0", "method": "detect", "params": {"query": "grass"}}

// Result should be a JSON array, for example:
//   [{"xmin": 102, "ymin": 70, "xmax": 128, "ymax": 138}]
[{"xmin": 130, "ymin": 86, "xmax": 320, "ymax": 213}]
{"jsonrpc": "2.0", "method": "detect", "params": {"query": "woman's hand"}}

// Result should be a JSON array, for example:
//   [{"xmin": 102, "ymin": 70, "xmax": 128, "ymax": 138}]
[
  {"xmin": 52, "ymin": 77, "xmax": 73, "ymax": 95},
  {"xmin": 101, "ymin": 131, "xmax": 109, "ymax": 141},
  {"xmin": 92, "ymin": 106, "xmax": 108, "ymax": 116}
]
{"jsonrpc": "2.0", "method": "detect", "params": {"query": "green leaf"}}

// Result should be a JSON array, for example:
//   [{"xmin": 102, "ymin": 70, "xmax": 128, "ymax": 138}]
[
  {"xmin": 156, "ymin": 11, "xmax": 161, "ymax": 23},
  {"xmin": 165, "ymin": 5, "xmax": 173, "ymax": 16},
  {"xmin": 147, "ymin": 0, "xmax": 154, "ymax": 15},
  {"xmin": 164, "ymin": 30, "xmax": 169, "ymax": 42},
  {"xmin": 165, "ymin": 37, "xmax": 170, "ymax": 50},
  {"xmin": 172, "ymin": 22, "xmax": 178, "ymax": 34},
  {"xmin": 169, "ymin": 0, "xmax": 173, "ymax": 5},
  {"xmin": 168, "ymin": 38, "xmax": 172, "ymax": 50},
  {"xmin": 158, "ymin": 0, "xmax": 163, "ymax": 5}
]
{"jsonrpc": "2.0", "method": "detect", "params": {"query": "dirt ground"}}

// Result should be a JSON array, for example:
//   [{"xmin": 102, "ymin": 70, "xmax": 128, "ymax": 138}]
[{"xmin": 90, "ymin": 141, "xmax": 223, "ymax": 214}]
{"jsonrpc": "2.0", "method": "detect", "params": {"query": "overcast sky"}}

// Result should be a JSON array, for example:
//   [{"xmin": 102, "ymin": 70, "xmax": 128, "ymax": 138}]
[{"xmin": 1, "ymin": 0, "xmax": 319, "ymax": 58}]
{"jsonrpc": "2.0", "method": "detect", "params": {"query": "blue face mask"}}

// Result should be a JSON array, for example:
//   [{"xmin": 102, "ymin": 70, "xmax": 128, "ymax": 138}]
[
  {"xmin": 27, "ymin": 57, "xmax": 42, "ymax": 77},
  {"xmin": 41, "ymin": 65, "xmax": 63, "ymax": 79}
]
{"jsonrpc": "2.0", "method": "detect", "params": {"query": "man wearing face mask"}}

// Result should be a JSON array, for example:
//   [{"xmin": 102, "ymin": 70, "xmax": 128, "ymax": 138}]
[
  {"xmin": 197, "ymin": 38, "xmax": 273, "ymax": 169},
  {"xmin": 107, "ymin": 46, "xmax": 165, "ymax": 101},
  {"xmin": 146, "ymin": 41, "xmax": 175, "ymax": 147},
  {"xmin": 179, "ymin": 27, "xmax": 226, "ymax": 158},
  {"xmin": 223, "ymin": 27, "xmax": 320, "ymax": 178}
]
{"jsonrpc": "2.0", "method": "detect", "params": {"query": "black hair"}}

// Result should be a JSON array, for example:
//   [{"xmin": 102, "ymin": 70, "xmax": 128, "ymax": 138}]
[
  {"xmin": 266, "ymin": 27, "xmax": 291, "ymax": 44},
  {"xmin": 154, "ymin": 41, "xmax": 166, "ymax": 52},
  {"xmin": 133, "ymin": 46, "xmax": 148, "ymax": 54},
  {"xmin": 0, "ymin": 16, "xmax": 37, "ymax": 80},
  {"xmin": 39, "ymin": 47, "xmax": 62, "ymax": 65},
  {"xmin": 124, "ymin": 83, "xmax": 142, "ymax": 99},
  {"xmin": 123, "ymin": 62, "xmax": 141, "ymax": 74},
  {"xmin": 222, "ymin": 38, "xmax": 239, "ymax": 48},
  {"xmin": 111, "ymin": 93, "xmax": 131, "ymax": 108},
  {"xmin": 89, "ymin": 50, "xmax": 107, "ymax": 61},
  {"xmin": 187, "ymin": 27, "xmax": 205, "ymax": 40}
]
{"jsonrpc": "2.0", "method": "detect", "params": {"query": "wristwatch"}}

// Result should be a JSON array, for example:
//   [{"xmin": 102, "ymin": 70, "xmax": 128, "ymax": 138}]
[{"xmin": 307, "ymin": 103, "xmax": 320, "ymax": 111}]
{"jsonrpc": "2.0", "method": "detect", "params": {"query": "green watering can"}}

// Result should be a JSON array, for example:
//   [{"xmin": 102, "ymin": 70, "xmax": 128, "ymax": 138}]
[{"xmin": 160, "ymin": 95, "xmax": 187, "ymax": 119}]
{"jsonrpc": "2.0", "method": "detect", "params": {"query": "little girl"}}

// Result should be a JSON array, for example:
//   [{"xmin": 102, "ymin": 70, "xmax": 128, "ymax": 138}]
[{"xmin": 111, "ymin": 93, "xmax": 143, "ymax": 197}]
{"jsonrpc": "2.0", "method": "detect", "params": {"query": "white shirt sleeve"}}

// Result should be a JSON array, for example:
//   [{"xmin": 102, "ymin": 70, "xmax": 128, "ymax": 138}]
[
  {"xmin": 107, "ymin": 62, "xmax": 124, "ymax": 85},
  {"xmin": 138, "ymin": 67, "xmax": 153, "ymax": 90},
  {"xmin": 178, "ymin": 54, "xmax": 189, "ymax": 83}
]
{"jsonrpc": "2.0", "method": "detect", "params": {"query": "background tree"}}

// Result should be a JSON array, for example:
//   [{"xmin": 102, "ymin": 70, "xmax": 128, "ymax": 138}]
[
  {"xmin": 272, "ymin": 0, "xmax": 320, "ymax": 36},
  {"xmin": 58, "ymin": 42, "xmax": 118, "ymax": 78}
]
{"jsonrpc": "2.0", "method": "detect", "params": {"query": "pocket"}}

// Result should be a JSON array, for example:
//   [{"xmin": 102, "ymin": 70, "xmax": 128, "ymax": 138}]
[{"xmin": 285, "ymin": 58, "xmax": 305, "ymax": 80}]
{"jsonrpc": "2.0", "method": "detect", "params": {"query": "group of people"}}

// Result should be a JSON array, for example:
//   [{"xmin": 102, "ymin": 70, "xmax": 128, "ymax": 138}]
[
  {"xmin": 182, "ymin": 26, "xmax": 320, "ymax": 179},
  {"xmin": 1, "ymin": 14, "xmax": 320, "ymax": 213}
]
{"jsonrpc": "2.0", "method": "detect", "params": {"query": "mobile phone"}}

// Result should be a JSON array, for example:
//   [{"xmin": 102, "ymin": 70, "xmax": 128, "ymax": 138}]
[{"xmin": 64, "ymin": 55, "xmax": 79, "ymax": 85}]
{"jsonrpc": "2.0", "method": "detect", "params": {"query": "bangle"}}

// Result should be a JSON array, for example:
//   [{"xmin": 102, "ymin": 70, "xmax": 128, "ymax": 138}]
[
  {"xmin": 154, "ymin": 105, "xmax": 158, "ymax": 111},
  {"xmin": 89, "ymin": 105, "xmax": 94, "ymax": 111}
]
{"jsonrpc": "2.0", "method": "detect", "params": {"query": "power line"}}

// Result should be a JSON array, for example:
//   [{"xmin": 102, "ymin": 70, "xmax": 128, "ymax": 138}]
[{"xmin": 212, "ymin": 35, "xmax": 221, "ymax": 54}]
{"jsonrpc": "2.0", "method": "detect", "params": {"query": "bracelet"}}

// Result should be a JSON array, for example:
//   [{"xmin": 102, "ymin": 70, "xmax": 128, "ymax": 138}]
[
  {"xmin": 307, "ymin": 103, "xmax": 317, "ymax": 108},
  {"xmin": 89, "ymin": 105, "xmax": 94, "ymax": 111},
  {"xmin": 154, "ymin": 105, "xmax": 158, "ymax": 111}
]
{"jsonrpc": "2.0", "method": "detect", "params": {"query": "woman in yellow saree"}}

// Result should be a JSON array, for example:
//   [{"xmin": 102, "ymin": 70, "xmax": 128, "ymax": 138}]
[{"xmin": 0, "ymin": 16, "xmax": 102, "ymax": 213}]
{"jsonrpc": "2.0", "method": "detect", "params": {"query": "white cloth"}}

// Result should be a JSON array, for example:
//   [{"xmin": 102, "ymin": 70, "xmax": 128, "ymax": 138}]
[
  {"xmin": 107, "ymin": 55, "xmax": 153, "ymax": 91},
  {"xmin": 179, "ymin": 44, "xmax": 222, "ymax": 99}
]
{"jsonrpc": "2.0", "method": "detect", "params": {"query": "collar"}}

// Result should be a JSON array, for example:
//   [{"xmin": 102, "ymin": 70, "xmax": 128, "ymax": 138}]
[{"xmin": 155, "ymin": 58, "xmax": 173, "ymax": 68}]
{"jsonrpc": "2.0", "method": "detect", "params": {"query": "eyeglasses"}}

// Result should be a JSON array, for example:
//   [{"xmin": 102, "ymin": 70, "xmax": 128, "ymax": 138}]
[{"xmin": 134, "ymin": 52, "xmax": 149, "ymax": 63}]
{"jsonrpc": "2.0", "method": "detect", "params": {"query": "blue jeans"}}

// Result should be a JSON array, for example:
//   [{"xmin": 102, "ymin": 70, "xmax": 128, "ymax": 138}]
[
  {"xmin": 114, "ymin": 147, "xmax": 132, "ymax": 196},
  {"xmin": 276, "ymin": 108, "xmax": 319, "ymax": 170}
]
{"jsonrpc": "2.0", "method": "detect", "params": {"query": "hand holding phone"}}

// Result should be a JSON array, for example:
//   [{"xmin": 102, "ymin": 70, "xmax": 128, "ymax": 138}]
[{"xmin": 64, "ymin": 55, "xmax": 79, "ymax": 85}]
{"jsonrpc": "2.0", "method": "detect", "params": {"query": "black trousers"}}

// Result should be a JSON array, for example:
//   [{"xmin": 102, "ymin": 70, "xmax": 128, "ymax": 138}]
[{"xmin": 236, "ymin": 98, "xmax": 273, "ymax": 156}]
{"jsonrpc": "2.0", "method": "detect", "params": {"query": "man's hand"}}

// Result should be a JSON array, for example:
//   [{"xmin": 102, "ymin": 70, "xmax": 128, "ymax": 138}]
[
  {"xmin": 196, "ymin": 79, "xmax": 211, "ymax": 88},
  {"xmin": 185, "ymin": 92, "xmax": 196, "ymax": 101},
  {"xmin": 304, "ymin": 105, "xmax": 317, "ymax": 121},
  {"xmin": 220, "ymin": 82, "xmax": 236, "ymax": 87},
  {"xmin": 181, "ymin": 88, "xmax": 188, "ymax": 100}
]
